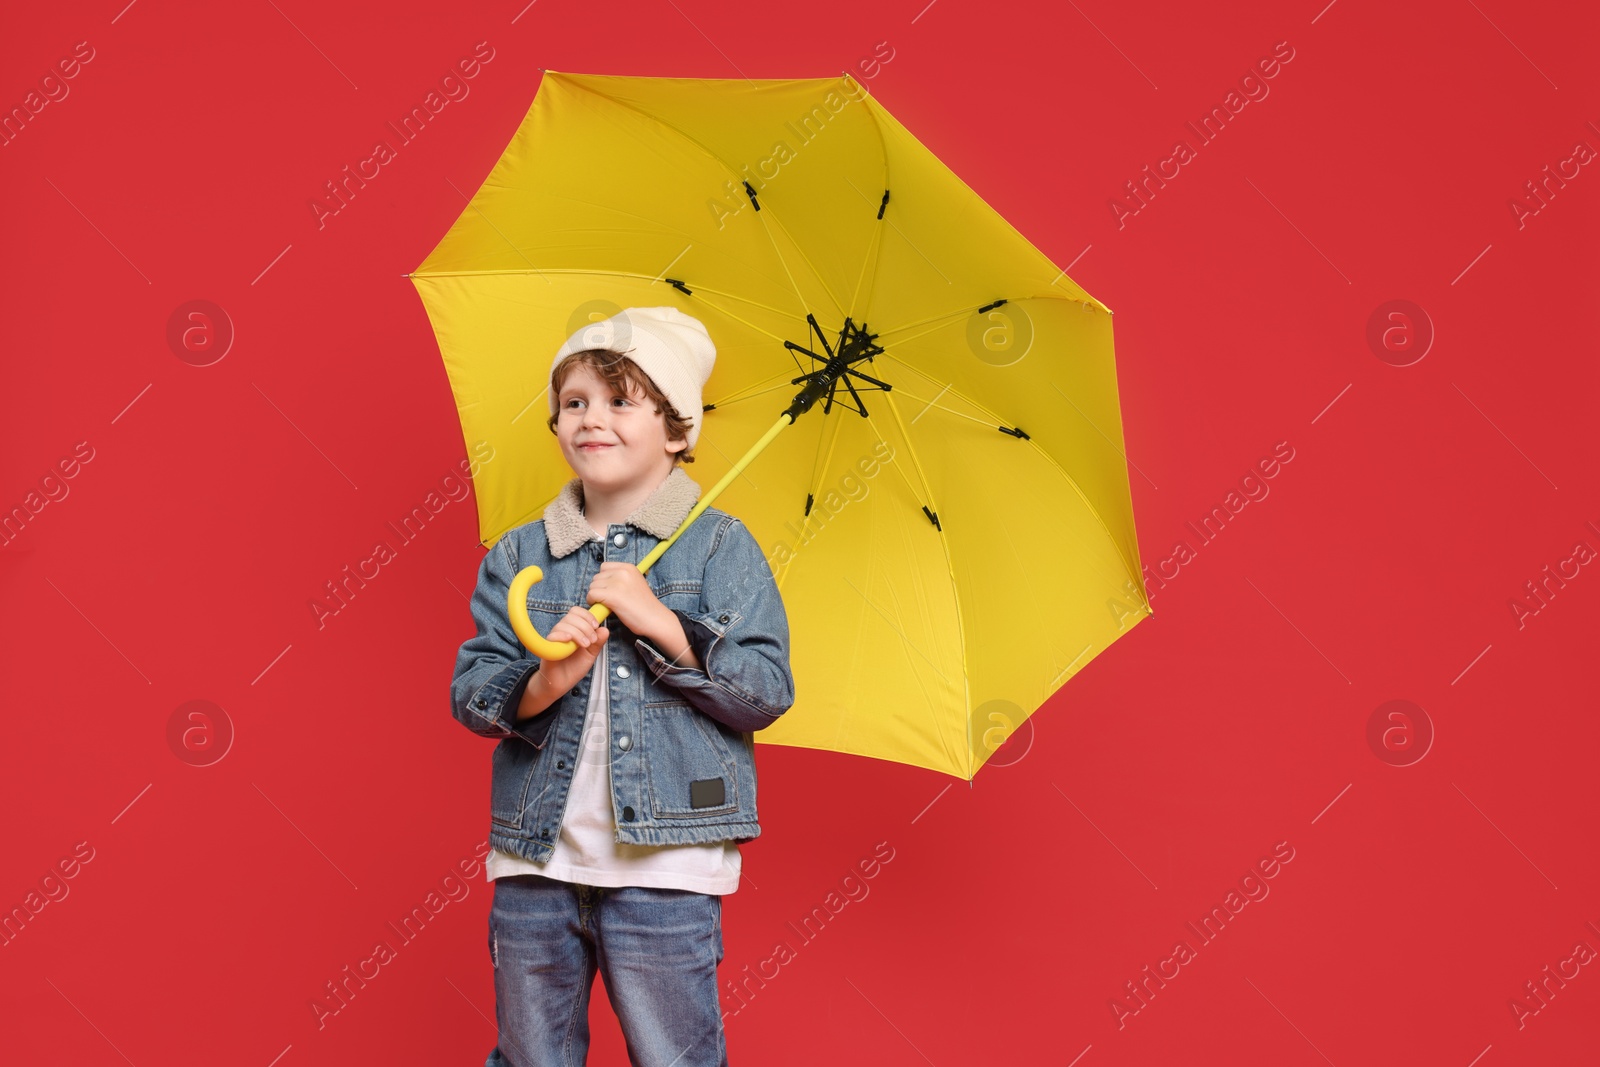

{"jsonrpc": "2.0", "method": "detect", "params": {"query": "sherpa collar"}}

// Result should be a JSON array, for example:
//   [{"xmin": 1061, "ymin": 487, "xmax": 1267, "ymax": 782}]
[{"xmin": 543, "ymin": 465, "xmax": 703, "ymax": 558}]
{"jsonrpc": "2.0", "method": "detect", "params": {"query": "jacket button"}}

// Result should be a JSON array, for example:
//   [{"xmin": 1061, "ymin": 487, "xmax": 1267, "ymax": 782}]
[
  {"xmin": 618, "ymin": 735, "xmax": 631, "ymax": 751},
  {"xmin": 557, "ymin": 760, "xmax": 566, "ymax": 769},
  {"xmin": 540, "ymin": 829, "xmax": 550, "ymax": 839},
  {"xmin": 622, "ymin": 805, "xmax": 635, "ymax": 821},
  {"xmin": 615, "ymin": 664, "xmax": 630, "ymax": 678},
  {"xmin": 612, "ymin": 533, "xmax": 627, "ymax": 547},
  {"xmin": 719, "ymin": 614, "xmax": 729, "ymax": 623},
  {"xmin": 475, "ymin": 698, "xmax": 488, "ymax": 709}
]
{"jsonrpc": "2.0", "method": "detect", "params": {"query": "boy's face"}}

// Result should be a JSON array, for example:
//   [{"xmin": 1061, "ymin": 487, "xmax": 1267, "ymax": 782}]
[{"xmin": 554, "ymin": 361, "xmax": 685, "ymax": 495}]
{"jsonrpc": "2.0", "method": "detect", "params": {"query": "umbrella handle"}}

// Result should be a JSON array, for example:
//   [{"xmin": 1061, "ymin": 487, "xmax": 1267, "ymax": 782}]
[
  {"xmin": 505, "ymin": 413, "xmax": 793, "ymax": 660},
  {"xmin": 507, "ymin": 564, "xmax": 614, "ymax": 660}
]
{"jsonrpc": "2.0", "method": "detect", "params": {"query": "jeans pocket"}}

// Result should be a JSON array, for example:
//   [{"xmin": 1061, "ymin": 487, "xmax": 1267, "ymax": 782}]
[{"xmin": 711, "ymin": 894, "xmax": 724, "ymax": 965}]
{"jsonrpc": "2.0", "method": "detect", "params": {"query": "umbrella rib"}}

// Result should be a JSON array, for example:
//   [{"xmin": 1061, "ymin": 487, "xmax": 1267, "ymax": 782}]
[
  {"xmin": 884, "ymin": 387, "xmax": 1013, "ymax": 431},
  {"xmin": 748, "ymin": 203, "xmax": 847, "ymax": 323},
  {"xmin": 410, "ymin": 266, "xmax": 798, "ymax": 320},
  {"xmin": 844, "ymin": 88, "xmax": 892, "ymax": 326},
  {"xmin": 874, "ymin": 389, "xmax": 972, "ymax": 778},
  {"xmin": 660, "ymin": 288, "xmax": 813, "ymax": 384},
  {"xmin": 877, "ymin": 349, "xmax": 1145, "ymax": 593},
  {"xmin": 870, "ymin": 293, "xmax": 1110, "ymax": 347},
  {"xmin": 760, "ymin": 402, "xmax": 845, "ymax": 593},
  {"xmin": 870, "ymin": 307, "xmax": 971, "ymax": 343},
  {"xmin": 552, "ymin": 75, "xmax": 836, "ymax": 337},
  {"xmin": 704, "ymin": 369, "xmax": 810, "ymax": 410},
  {"xmin": 452, "ymin": 185, "xmax": 554, "ymax": 286},
  {"xmin": 801, "ymin": 404, "xmax": 846, "ymax": 556},
  {"xmin": 442, "ymin": 266, "xmax": 810, "ymax": 359},
  {"xmin": 846, "ymin": 202, "xmax": 887, "ymax": 325},
  {"xmin": 811, "ymin": 403, "xmax": 845, "ymax": 509},
  {"xmin": 669, "ymin": 289, "xmax": 805, "ymax": 370},
  {"xmin": 534, "ymin": 189, "xmax": 708, "ymax": 243},
  {"xmin": 872, "ymin": 316, "xmax": 968, "ymax": 352},
  {"xmin": 870, "ymin": 528, "xmax": 965, "ymax": 777}
]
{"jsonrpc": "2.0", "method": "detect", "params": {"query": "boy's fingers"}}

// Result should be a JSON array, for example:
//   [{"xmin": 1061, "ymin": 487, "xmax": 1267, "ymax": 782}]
[
  {"xmin": 550, "ymin": 625, "xmax": 585, "ymax": 646},
  {"xmin": 550, "ymin": 611, "xmax": 604, "ymax": 652}
]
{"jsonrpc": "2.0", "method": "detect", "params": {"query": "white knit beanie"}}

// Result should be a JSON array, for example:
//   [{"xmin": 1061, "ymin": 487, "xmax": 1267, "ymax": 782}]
[{"xmin": 549, "ymin": 306, "xmax": 717, "ymax": 450}]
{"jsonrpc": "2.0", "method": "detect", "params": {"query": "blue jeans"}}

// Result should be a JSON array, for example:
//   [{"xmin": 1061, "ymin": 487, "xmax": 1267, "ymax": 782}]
[{"xmin": 486, "ymin": 874, "xmax": 729, "ymax": 1067}]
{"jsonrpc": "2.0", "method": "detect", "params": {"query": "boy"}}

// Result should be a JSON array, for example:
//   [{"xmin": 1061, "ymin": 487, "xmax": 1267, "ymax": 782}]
[{"xmin": 450, "ymin": 306, "xmax": 796, "ymax": 1067}]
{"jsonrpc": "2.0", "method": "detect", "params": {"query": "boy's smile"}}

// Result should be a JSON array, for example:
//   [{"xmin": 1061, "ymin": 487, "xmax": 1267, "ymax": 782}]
[{"xmin": 555, "ymin": 359, "xmax": 687, "ymax": 529}]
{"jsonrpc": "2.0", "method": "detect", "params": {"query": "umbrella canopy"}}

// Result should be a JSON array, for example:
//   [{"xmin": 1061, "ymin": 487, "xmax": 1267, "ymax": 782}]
[{"xmin": 410, "ymin": 70, "xmax": 1150, "ymax": 780}]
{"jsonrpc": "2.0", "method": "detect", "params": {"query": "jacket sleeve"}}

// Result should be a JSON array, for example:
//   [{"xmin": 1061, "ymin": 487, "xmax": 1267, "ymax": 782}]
[
  {"xmin": 449, "ymin": 532, "xmax": 557, "ymax": 748},
  {"xmin": 633, "ymin": 516, "xmax": 796, "ymax": 733}
]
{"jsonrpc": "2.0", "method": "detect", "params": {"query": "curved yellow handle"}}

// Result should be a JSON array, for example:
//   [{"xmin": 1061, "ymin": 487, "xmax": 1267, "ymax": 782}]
[
  {"xmin": 507, "ymin": 564, "xmax": 613, "ymax": 661},
  {"xmin": 503, "ymin": 413, "xmax": 795, "ymax": 661}
]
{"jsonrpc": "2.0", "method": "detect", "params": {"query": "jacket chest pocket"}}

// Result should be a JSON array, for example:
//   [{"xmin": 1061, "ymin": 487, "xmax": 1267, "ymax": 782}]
[
  {"xmin": 646, "ymin": 583, "xmax": 704, "ymax": 666},
  {"xmin": 641, "ymin": 702, "xmax": 739, "ymax": 818},
  {"xmin": 649, "ymin": 579, "xmax": 703, "ymax": 611},
  {"xmin": 528, "ymin": 594, "xmax": 577, "ymax": 620},
  {"xmin": 525, "ymin": 596, "xmax": 580, "ymax": 661}
]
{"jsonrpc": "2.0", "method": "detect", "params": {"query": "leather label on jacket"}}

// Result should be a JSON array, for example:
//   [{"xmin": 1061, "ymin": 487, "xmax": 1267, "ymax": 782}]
[{"xmin": 690, "ymin": 777, "xmax": 727, "ymax": 809}]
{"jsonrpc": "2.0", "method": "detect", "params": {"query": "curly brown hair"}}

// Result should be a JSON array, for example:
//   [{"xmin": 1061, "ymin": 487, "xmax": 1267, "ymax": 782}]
[{"xmin": 546, "ymin": 348, "xmax": 697, "ymax": 465}]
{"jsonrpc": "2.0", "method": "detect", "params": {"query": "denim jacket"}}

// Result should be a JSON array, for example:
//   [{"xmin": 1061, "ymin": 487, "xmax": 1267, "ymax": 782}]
[{"xmin": 450, "ymin": 466, "xmax": 796, "ymax": 864}]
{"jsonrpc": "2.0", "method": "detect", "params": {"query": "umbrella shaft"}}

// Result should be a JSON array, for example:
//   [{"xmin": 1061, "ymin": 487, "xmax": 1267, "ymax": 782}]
[{"xmin": 639, "ymin": 412, "xmax": 793, "ymax": 576}]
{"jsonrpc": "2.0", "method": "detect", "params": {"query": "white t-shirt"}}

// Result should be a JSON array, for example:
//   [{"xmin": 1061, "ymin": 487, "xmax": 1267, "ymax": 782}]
[{"xmin": 486, "ymin": 638, "xmax": 741, "ymax": 894}]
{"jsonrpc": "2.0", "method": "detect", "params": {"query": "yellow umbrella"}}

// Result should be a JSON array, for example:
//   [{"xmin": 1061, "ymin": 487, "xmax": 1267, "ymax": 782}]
[{"xmin": 408, "ymin": 70, "xmax": 1150, "ymax": 780}]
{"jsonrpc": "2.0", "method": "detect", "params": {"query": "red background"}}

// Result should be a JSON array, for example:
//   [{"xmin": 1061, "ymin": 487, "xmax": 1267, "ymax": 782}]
[{"xmin": 3, "ymin": 1, "xmax": 1597, "ymax": 1064}]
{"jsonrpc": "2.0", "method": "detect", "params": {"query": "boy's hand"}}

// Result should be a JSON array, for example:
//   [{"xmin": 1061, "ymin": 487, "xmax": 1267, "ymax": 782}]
[
  {"xmin": 585, "ymin": 562, "xmax": 671, "ymax": 635},
  {"xmin": 537, "ymin": 606, "xmax": 611, "ymax": 696}
]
